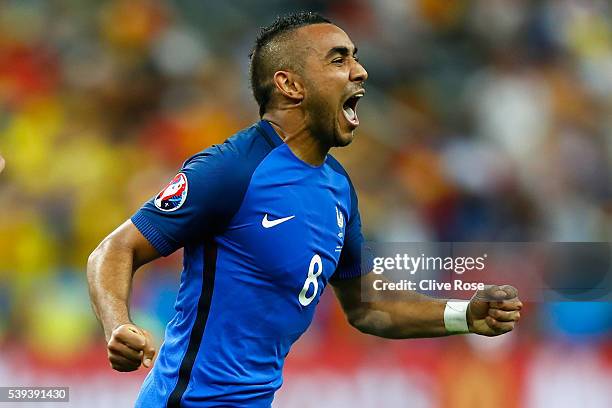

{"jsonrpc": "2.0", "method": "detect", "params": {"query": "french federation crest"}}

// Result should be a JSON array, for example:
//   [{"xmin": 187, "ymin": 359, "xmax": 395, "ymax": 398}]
[
  {"xmin": 336, "ymin": 206, "xmax": 344, "ymax": 228},
  {"xmin": 154, "ymin": 172, "xmax": 188, "ymax": 212}
]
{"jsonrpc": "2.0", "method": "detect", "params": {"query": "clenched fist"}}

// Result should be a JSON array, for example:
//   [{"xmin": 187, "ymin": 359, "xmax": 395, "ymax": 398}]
[
  {"xmin": 468, "ymin": 285, "xmax": 523, "ymax": 337},
  {"xmin": 107, "ymin": 324, "xmax": 156, "ymax": 372}
]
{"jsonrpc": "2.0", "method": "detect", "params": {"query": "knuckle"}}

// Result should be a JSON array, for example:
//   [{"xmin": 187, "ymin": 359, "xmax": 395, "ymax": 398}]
[
  {"xmin": 112, "ymin": 351, "xmax": 128, "ymax": 360},
  {"xmin": 505, "ymin": 301, "xmax": 517, "ymax": 311},
  {"xmin": 112, "ymin": 331, "xmax": 126, "ymax": 342},
  {"xmin": 488, "ymin": 318, "xmax": 503, "ymax": 330},
  {"xmin": 114, "ymin": 324, "xmax": 136, "ymax": 338}
]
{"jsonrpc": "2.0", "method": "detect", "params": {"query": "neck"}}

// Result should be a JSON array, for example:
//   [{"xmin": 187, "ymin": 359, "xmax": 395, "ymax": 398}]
[{"xmin": 262, "ymin": 110, "xmax": 329, "ymax": 166}]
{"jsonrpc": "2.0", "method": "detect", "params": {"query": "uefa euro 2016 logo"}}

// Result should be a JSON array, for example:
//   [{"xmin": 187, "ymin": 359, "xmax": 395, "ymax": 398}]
[{"xmin": 154, "ymin": 172, "xmax": 188, "ymax": 212}]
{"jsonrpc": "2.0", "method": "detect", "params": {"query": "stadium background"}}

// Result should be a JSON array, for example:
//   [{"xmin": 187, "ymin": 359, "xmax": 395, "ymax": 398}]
[{"xmin": 0, "ymin": 0, "xmax": 611, "ymax": 407}]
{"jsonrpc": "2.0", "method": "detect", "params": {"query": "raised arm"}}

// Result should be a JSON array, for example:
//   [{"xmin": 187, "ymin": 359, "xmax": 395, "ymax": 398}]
[
  {"xmin": 87, "ymin": 220, "xmax": 160, "ymax": 371},
  {"xmin": 332, "ymin": 272, "xmax": 522, "ymax": 339}
]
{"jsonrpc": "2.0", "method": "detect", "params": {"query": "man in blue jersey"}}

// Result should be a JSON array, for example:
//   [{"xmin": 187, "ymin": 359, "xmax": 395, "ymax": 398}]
[{"xmin": 87, "ymin": 11, "xmax": 522, "ymax": 407}]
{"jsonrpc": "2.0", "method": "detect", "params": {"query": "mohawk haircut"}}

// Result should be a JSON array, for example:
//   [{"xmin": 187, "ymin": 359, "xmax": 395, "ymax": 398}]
[{"xmin": 249, "ymin": 11, "xmax": 332, "ymax": 117}]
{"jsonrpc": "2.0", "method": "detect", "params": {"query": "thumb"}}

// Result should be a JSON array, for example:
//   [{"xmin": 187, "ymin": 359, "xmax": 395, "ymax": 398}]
[
  {"xmin": 141, "ymin": 330, "xmax": 156, "ymax": 368},
  {"xmin": 469, "ymin": 285, "xmax": 512, "ymax": 319},
  {"xmin": 470, "ymin": 285, "xmax": 500, "ymax": 318},
  {"xmin": 474, "ymin": 285, "xmax": 508, "ymax": 302}
]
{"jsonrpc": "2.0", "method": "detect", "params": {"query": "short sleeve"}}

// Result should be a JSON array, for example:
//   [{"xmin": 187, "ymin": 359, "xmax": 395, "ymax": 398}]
[
  {"xmin": 331, "ymin": 179, "xmax": 366, "ymax": 281},
  {"xmin": 131, "ymin": 146, "xmax": 244, "ymax": 256}
]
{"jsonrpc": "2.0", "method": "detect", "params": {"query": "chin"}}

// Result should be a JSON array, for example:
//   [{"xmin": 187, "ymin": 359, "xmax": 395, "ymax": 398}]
[{"xmin": 334, "ymin": 130, "xmax": 355, "ymax": 147}]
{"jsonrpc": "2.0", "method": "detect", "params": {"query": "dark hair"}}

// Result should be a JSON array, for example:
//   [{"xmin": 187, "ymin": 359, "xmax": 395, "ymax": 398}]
[{"xmin": 249, "ymin": 11, "xmax": 332, "ymax": 117}]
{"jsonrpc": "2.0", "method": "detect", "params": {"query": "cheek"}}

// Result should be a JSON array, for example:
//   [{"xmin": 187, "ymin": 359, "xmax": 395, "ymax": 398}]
[
  {"xmin": 307, "ymin": 73, "xmax": 344, "ymax": 103},
  {"xmin": 307, "ymin": 88, "xmax": 336, "ymax": 115}
]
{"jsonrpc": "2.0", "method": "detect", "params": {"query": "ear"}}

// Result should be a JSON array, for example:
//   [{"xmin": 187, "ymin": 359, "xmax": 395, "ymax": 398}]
[{"xmin": 272, "ymin": 71, "xmax": 305, "ymax": 103}]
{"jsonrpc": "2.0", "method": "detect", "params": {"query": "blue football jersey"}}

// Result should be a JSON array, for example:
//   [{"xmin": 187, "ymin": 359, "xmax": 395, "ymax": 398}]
[{"xmin": 131, "ymin": 120, "xmax": 364, "ymax": 407}]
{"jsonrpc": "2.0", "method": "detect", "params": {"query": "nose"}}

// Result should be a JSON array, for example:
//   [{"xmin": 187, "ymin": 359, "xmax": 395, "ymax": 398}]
[{"xmin": 350, "ymin": 60, "xmax": 368, "ymax": 83}]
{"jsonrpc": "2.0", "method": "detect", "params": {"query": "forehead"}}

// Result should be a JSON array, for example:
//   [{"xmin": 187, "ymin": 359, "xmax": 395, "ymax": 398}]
[{"xmin": 294, "ymin": 23, "xmax": 355, "ymax": 55}]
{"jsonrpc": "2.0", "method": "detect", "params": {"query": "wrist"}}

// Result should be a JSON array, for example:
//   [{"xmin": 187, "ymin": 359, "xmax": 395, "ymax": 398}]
[{"xmin": 444, "ymin": 300, "xmax": 470, "ymax": 334}]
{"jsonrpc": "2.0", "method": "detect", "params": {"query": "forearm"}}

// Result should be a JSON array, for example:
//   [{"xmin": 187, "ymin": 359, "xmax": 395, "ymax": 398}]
[
  {"xmin": 350, "ymin": 291, "xmax": 450, "ymax": 339},
  {"xmin": 337, "ymin": 274, "xmax": 522, "ymax": 338},
  {"xmin": 87, "ymin": 237, "xmax": 136, "ymax": 341},
  {"xmin": 334, "ymin": 273, "xmax": 469, "ymax": 339}
]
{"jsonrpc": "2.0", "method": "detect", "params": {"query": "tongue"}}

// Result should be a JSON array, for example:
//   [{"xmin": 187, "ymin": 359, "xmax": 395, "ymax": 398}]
[{"xmin": 344, "ymin": 106, "xmax": 356, "ymax": 120}]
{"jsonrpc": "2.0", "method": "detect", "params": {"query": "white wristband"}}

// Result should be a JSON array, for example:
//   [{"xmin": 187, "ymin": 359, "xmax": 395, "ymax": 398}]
[{"xmin": 444, "ymin": 300, "xmax": 470, "ymax": 334}]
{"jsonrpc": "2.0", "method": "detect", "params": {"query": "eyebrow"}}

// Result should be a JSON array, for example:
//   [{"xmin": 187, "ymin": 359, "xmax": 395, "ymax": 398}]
[{"xmin": 325, "ymin": 46, "xmax": 358, "ymax": 59}]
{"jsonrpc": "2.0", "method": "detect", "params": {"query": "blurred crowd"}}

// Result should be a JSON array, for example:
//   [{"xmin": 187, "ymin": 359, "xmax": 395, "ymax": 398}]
[{"xmin": 0, "ymin": 0, "xmax": 612, "ymax": 405}]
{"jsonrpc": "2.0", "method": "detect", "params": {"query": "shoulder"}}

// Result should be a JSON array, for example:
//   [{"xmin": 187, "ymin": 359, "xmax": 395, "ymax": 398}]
[
  {"xmin": 326, "ymin": 154, "xmax": 356, "ymax": 193},
  {"xmin": 181, "ymin": 122, "xmax": 275, "ymax": 181},
  {"xmin": 172, "ymin": 123, "xmax": 279, "ymax": 223},
  {"xmin": 326, "ymin": 154, "xmax": 349, "ymax": 177},
  {"xmin": 326, "ymin": 154, "xmax": 360, "ymax": 225}
]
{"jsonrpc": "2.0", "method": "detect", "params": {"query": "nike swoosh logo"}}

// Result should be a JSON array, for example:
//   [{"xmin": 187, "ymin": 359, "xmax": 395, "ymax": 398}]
[{"xmin": 262, "ymin": 214, "xmax": 295, "ymax": 228}]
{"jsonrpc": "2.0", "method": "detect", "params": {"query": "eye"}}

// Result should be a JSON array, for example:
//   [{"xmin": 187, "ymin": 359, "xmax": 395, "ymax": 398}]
[{"xmin": 332, "ymin": 57, "xmax": 344, "ymax": 65}]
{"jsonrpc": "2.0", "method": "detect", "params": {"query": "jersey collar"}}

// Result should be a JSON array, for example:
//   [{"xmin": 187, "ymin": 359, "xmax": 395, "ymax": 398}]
[{"xmin": 257, "ymin": 120, "xmax": 284, "ymax": 148}]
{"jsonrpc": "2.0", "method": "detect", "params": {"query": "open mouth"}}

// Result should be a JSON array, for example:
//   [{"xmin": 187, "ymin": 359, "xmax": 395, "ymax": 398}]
[{"xmin": 342, "ymin": 90, "xmax": 365, "ymax": 128}]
